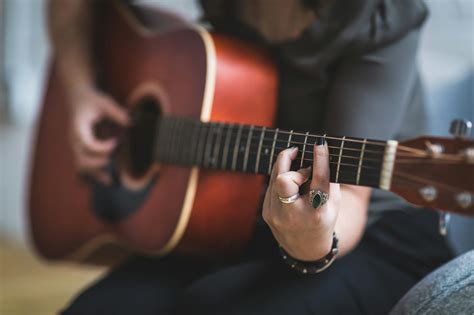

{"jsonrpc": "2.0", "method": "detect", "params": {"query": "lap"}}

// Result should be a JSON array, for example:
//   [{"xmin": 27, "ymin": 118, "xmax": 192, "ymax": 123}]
[{"xmin": 62, "ymin": 209, "xmax": 453, "ymax": 315}]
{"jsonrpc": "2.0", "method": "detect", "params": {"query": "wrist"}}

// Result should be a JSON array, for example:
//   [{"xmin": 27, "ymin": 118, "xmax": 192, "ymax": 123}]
[
  {"xmin": 283, "ymin": 230, "xmax": 334, "ymax": 262},
  {"xmin": 279, "ymin": 232, "xmax": 339, "ymax": 274}
]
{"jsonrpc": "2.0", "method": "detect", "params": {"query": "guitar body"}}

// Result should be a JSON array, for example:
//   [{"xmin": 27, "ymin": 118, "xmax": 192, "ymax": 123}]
[{"xmin": 29, "ymin": 3, "xmax": 277, "ymax": 263}]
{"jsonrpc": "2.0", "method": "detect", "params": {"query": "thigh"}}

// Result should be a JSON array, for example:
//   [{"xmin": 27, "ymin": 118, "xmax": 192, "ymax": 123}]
[
  {"xmin": 61, "ymin": 255, "xmax": 207, "ymax": 315},
  {"xmin": 177, "ymin": 210, "xmax": 453, "ymax": 315}
]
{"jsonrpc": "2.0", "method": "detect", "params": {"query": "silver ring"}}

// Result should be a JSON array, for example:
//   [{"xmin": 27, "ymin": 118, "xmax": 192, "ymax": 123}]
[
  {"xmin": 278, "ymin": 193, "xmax": 300, "ymax": 204},
  {"xmin": 309, "ymin": 189, "xmax": 329, "ymax": 209}
]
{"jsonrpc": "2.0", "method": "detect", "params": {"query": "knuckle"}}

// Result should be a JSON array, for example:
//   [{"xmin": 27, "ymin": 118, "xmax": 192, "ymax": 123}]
[
  {"xmin": 315, "ymin": 146, "xmax": 327, "ymax": 157},
  {"xmin": 275, "ymin": 174, "xmax": 290, "ymax": 193}
]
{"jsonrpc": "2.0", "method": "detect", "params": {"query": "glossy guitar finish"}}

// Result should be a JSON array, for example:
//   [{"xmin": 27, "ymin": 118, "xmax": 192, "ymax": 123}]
[
  {"xmin": 29, "ymin": 3, "xmax": 474, "ymax": 264},
  {"xmin": 29, "ymin": 3, "xmax": 277, "ymax": 262}
]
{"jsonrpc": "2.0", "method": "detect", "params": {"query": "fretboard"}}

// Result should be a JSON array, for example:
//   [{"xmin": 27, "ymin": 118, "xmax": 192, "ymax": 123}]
[{"xmin": 154, "ymin": 116, "xmax": 390, "ymax": 188}]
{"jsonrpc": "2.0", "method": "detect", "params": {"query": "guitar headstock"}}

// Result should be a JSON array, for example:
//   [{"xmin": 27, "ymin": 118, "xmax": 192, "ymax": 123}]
[{"xmin": 390, "ymin": 120, "xmax": 474, "ymax": 216}]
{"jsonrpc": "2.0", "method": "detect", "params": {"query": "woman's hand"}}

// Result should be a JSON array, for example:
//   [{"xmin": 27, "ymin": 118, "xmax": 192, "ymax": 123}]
[
  {"xmin": 68, "ymin": 86, "xmax": 129, "ymax": 184},
  {"xmin": 262, "ymin": 141, "xmax": 342, "ymax": 261}
]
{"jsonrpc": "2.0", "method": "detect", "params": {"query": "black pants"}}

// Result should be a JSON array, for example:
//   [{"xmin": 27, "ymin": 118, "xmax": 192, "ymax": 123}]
[{"xmin": 62, "ymin": 209, "xmax": 453, "ymax": 315}]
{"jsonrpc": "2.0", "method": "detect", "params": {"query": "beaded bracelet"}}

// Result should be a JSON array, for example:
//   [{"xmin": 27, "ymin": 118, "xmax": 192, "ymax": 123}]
[{"xmin": 279, "ymin": 232, "xmax": 339, "ymax": 274}]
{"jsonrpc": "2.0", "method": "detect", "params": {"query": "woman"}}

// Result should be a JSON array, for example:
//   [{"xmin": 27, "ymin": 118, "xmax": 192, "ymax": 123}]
[{"xmin": 49, "ymin": 0, "xmax": 453, "ymax": 314}]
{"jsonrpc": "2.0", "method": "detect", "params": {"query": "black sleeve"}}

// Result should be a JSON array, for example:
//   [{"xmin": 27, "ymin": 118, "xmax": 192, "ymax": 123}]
[{"xmin": 322, "ymin": 29, "xmax": 423, "ymax": 140}]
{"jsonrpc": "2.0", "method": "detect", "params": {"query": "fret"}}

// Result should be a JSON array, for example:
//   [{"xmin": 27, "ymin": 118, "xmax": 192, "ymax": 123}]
[
  {"xmin": 203, "ymin": 122, "xmax": 215, "ymax": 167},
  {"xmin": 243, "ymin": 125, "xmax": 254, "ymax": 172},
  {"xmin": 196, "ymin": 123, "xmax": 208, "ymax": 166},
  {"xmin": 255, "ymin": 127, "xmax": 266, "ymax": 173},
  {"xmin": 154, "ymin": 117, "xmax": 166, "ymax": 162},
  {"xmin": 175, "ymin": 118, "xmax": 186, "ymax": 164},
  {"xmin": 221, "ymin": 123, "xmax": 233, "ymax": 169},
  {"xmin": 268, "ymin": 128, "xmax": 279, "ymax": 175},
  {"xmin": 152, "ymin": 117, "xmax": 388, "ymax": 189},
  {"xmin": 211, "ymin": 123, "xmax": 223, "ymax": 169},
  {"xmin": 188, "ymin": 120, "xmax": 201, "ymax": 165},
  {"xmin": 287, "ymin": 130, "xmax": 294, "ymax": 148},
  {"xmin": 300, "ymin": 131, "xmax": 310, "ymax": 168},
  {"xmin": 166, "ymin": 117, "xmax": 177, "ymax": 162},
  {"xmin": 231, "ymin": 124, "xmax": 243, "ymax": 171},
  {"xmin": 175, "ymin": 118, "xmax": 186, "ymax": 163},
  {"xmin": 356, "ymin": 139, "xmax": 367, "ymax": 185},
  {"xmin": 335, "ymin": 136, "xmax": 346, "ymax": 183},
  {"xmin": 181, "ymin": 119, "xmax": 195, "ymax": 165}
]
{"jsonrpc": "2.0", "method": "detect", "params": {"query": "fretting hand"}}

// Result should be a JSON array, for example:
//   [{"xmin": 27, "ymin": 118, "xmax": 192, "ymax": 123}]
[{"xmin": 262, "ymin": 141, "xmax": 342, "ymax": 261}]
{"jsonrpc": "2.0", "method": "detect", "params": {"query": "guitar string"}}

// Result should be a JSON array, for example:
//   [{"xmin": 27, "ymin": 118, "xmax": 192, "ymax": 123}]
[
  {"xmin": 161, "ymin": 118, "xmax": 387, "ymax": 146},
  {"xmin": 167, "ymin": 119, "xmax": 443, "ymax": 158},
  {"xmin": 156, "ymin": 117, "xmax": 443, "ymax": 156},
  {"xmin": 160, "ymin": 120, "xmax": 387, "ymax": 156},
  {"xmin": 157, "ymin": 118, "xmax": 445, "ymax": 162},
  {"xmin": 158, "ymin": 119, "xmax": 460, "ymax": 169}
]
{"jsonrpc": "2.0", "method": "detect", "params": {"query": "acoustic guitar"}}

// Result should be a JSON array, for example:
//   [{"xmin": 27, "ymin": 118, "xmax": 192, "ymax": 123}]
[{"xmin": 29, "ymin": 2, "xmax": 474, "ymax": 264}]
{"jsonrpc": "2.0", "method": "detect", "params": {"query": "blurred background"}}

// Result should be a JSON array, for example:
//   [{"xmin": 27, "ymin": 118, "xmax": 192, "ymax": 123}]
[{"xmin": 0, "ymin": 0, "xmax": 473, "ymax": 314}]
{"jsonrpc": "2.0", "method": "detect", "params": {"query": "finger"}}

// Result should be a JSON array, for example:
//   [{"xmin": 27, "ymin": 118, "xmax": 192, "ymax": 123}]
[
  {"xmin": 310, "ymin": 139, "xmax": 330, "ymax": 190},
  {"xmin": 274, "ymin": 168, "xmax": 311, "ymax": 198},
  {"xmin": 270, "ymin": 147, "xmax": 299, "ymax": 182},
  {"xmin": 77, "ymin": 121, "xmax": 118, "ymax": 154},
  {"xmin": 100, "ymin": 97, "xmax": 129, "ymax": 126}
]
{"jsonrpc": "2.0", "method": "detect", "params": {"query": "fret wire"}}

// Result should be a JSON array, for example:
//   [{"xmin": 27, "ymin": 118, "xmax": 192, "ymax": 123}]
[
  {"xmin": 176, "ymin": 118, "xmax": 186, "ymax": 164},
  {"xmin": 157, "ymin": 119, "xmax": 387, "ymax": 157},
  {"xmin": 204, "ymin": 132, "xmax": 386, "ymax": 155},
  {"xmin": 268, "ymin": 128, "xmax": 279, "ymax": 175},
  {"xmin": 166, "ymin": 117, "xmax": 177, "ymax": 162},
  {"xmin": 179, "ymin": 119, "xmax": 188, "ymax": 164},
  {"xmin": 255, "ymin": 126, "xmax": 266, "ymax": 173},
  {"xmin": 233, "ymin": 145, "xmax": 383, "ymax": 163},
  {"xmin": 263, "ymin": 147, "xmax": 384, "ymax": 171},
  {"xmin": 203, "ymin": 122, "xmax": 215, "ymax": 167},
  {"xmin": 161, "ymin": 117, "xmax": 171, "ymax": 162},
  {"xmin": 201, "ymin": 140, "xmax": 386, "ymax": 166},
  {"xmin": 335, "ymin": 136, "xmax": 346, "ymax": 183},
  {"xmin": 176, "ymin": 118, "xmax": 186, "ymax": 162},
  {"xmin": 356, "ymin": 139, "xmax": 367, "ymax": 185},
  {"xmin": 196, "ymin": 122, "xmax": 208, "ymax": 166},
  {"xmin": 222, "ymin": 123, "xmax": 233, "ymax": 169},
  {"xmin": 287, "ymin": 130, "xmax": 294, "ymax": 148},
  {"xmin": 231, "ymin": 124, "xmax": 243, "ymax": 171},
  {"xmin": 212, "ymin": 123, "xmax": 223, "ymax": 169},
  {"xmin": 154, "ymin": 117, "xmax": 166, "ymax": 161},
  {"xmin": 157, "ymin": 119, "xmax": 386, "ymax": 147},
  {"xmin": 216, "ymin": 124, "xmax": 386, "ymax": 146},
  {"xmin": 189, "ymin": 120, "xmax": 201, "ymax": 165},
  {"xmin": 243, "ymin": 125, "xmax": 254, "ymax": 172},
  {"xmin": 300, "ymin": 131, "xmax": 310, "ymax": 168}
]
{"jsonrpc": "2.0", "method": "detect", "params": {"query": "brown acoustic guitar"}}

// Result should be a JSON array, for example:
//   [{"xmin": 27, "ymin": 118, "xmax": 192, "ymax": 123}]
[{"xmin": 29, "ymin": 2, "xmax": 474, "ymax": 264}]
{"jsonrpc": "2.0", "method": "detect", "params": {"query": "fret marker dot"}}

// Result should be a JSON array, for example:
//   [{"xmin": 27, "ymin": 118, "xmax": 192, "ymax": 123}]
[{"xmin": 264, "ymin": 148, "xmax": 269, "ymax": 155}]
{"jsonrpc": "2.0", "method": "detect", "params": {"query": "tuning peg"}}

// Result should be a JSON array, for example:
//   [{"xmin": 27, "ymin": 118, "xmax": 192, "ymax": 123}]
[{"xmin": 449, "ymin": 119, "xmax": 472, "ymax": 138}]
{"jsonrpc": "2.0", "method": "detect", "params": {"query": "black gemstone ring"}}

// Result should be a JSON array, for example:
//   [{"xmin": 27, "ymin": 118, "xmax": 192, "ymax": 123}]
[{"xmin": 309, "ymin": 189, "xmax": 329, "ymax": 209}]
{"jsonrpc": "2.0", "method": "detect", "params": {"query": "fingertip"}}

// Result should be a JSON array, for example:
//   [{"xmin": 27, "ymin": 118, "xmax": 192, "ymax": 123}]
[{"xmin": 289, "ymin": 146, "xmax": 299, "ymax": 158}]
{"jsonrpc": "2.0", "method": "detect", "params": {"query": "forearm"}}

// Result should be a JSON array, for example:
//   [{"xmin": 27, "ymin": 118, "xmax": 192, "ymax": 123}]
[
  {"xmin": 48, "ymin": 0, "xmax": 95, "ymax": 94},
  {"xmin": 334, "ymin": 185, "xmax": 370, "ymax": 256}
]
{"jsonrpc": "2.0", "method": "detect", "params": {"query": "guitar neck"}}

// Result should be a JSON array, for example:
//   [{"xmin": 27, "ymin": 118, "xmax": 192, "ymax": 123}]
[{"xmin": 153, "ymin": 116, "xmax": 398, "ymax": 189}]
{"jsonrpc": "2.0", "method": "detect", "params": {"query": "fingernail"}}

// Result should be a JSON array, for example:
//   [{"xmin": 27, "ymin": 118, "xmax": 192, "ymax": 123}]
[
  {"xmin": 316, "ymin": 137, "xmax": 326, "ymax": 146},
  {"xmin": 291, "ymin": 146, "xmax": 299, "ymax": 151}
]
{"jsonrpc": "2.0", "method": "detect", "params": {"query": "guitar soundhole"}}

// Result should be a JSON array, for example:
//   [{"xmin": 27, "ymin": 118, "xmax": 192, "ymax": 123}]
[{"xmin": 126, "ymin": 96, "xmax": 161, "ymax": 178}]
